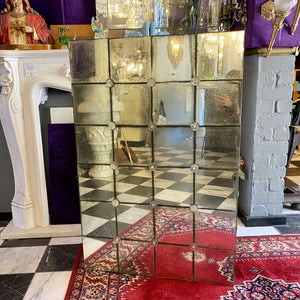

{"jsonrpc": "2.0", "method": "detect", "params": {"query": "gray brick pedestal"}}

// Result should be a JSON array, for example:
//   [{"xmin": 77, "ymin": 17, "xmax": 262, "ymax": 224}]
[{"xmin": 238, "ymin": 54, "xmax": 295, "ymax": 226}]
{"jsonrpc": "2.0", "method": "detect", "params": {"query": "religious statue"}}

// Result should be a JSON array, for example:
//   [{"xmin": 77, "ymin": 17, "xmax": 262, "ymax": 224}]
[{"xmin": 0, "ymin": 0, "xmax": 55, "ymax": 45}]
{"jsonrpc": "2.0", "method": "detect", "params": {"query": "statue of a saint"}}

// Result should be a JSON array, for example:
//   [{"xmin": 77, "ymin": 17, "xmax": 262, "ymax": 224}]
[{"xmin": 0, "ymin": 0, "xmax": 55, "ymax": 45}]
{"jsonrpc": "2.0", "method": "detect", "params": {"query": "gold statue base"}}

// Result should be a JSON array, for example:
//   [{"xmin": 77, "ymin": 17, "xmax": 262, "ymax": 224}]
[{"xmin": 0, "ymin": 44, "xmax": 54, "ymax": 50}]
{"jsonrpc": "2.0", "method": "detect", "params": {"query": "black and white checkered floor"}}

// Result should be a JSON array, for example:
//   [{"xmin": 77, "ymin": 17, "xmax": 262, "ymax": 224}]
[
  {"xmin": 0, "ymin": 231, "xmax": 81, "ymax": 300},
  {"xmin": 79, "ymin": 148, "xmax": 239, "ymax": 249}
]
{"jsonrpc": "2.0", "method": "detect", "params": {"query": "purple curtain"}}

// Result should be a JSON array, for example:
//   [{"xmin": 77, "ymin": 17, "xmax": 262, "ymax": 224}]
[{"xmin": 0, "ymin": 0, "xmax": 95, "ymax": 25}]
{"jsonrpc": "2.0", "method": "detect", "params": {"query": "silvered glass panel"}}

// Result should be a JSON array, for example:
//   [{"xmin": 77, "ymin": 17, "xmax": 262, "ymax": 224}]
[
  {"xmin": 156, "ymin": 244, "xmax": 193, "ymax": 281},
  {"xmin": 153, "ymin": 83, "xmax": 194, "ymax": 126},
  {"xmin": 119, "ymin": 241, "xmax": 154, "ymax": 276},
  {"xmin": 113, "ymin": 84, "xmax": 151, "ymax": 125},
  {"xmin": 194, "ymin": 248, "xmax": 235, "ymax": 285},
  {"xmin": 154, "ymin": 127, "xmax": 193, "ymax": 167},
  {"xmin": 196, "ymin": 31, "xmax": 244, "ymax": 80},
  {"xmin": 72, "ymin": 84, "xmax": 110, "ymax": 125},
  {"xmin": 154, "ymin": 168, "xmax": 193, "ymax": 207},
  {"xmin": 110, "ymin": 37, "xmax": 151, "ymax": 83},
  {"xmin": 196, "ymin": 81, "xmax": 241, "ymax": 126},
  {"xmin": 70, "ymin": 39, "xmax": 109, "ymax": 83},
  {"xmin": 195, "ymin": 169, "xmax": 238, "ymax": 211},
  {"xmin": 152, "ymin": 35, "xmax": 195, "ymax": 82},
  {"xmin": 196, "ymin": 127, "xmax": 240, "ymax": 169}
]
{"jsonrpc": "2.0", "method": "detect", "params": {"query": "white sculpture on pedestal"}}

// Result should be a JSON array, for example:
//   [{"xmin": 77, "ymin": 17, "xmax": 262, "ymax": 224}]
[{"xmin": 78, "ymin": 88, "xmax": 124, "ymax": 178}]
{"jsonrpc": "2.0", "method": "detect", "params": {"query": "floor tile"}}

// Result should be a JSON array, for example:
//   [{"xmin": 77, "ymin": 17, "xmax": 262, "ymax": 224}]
[
  {"xmin": 0, "ymin": 238, "xmax": 50, "ymax": 248},
  {"xmin": 119, "ymin": 176, "xmax": 150, "ymax": 185},
  {"xmin": 274, "ymin": 225, "xmax": 300, "ymax": 234},
  {"xmin": 236, "ymin": 226, "xmax": 279, "ymax": 237},
  {"xmin": 0, "ymin": 246, "xmax": 47, "ymax": 274},
  {"xmin": 49, "ymin": 236, "xmax": 82, "ymax": 246},
  {"xmin": 217, "ymin": 198, "xmax": 237, "ymax": 211},
  {"xmin": 81, "ymin": 214, "xmax": 108, "ymax": 236},
  {"xmin": 117, "ymin": 193, "xmax": 149, "ymax": 204},
  {"xmin": 197, "ymin": 185, "xmax": 234, "ymax": 198},
  {"xmin": 208, "ymin": 177, "xmax": 235, "ymax": 188},
  {"xmin": 23, "ymin": 271, "xmax": 72, "ymax": 300},
  {"xmin": 115, "ymin": 206, "xmax": 151, "ymax": 224},
  {"xmin": 156, "ymin": 172, "xmax": 187, "ymax": 181},
  {"xmin": 0, "ymin": 273, "xmax": 34, "ymax": 300},
  {"xmin": 125, "ymin": 185, "xmax": 154, "ymax": 197},
  {"xmin": 80, "ymin": 189, "xmax": 114, "ymax": 201},
  {"xmin": 36, "ymin": 244, "xmax": 80, "ymax": 272},
  {"xmin": 156, "ymin": 189, "xmax": 191, "ymax": 202},
  {"xmin": 82, "ymin": 237, "xmax": 107, "ymax": 259},
  {"xmin": 80, "ymin": 201, "xmax": 98, "ymax": 212},
  {"xmin": 80, "ymin": 178, "xmax": 112, "ymax": 188},
  {"xmin": 195, "ymin": 194, "xmax": 227, "ymax": 209}
]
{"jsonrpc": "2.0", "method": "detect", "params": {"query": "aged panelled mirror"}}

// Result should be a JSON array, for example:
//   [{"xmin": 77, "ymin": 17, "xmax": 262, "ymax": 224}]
[{"xmin": 70, "ymin": 31, "xmax": 244, "ymax": 285}]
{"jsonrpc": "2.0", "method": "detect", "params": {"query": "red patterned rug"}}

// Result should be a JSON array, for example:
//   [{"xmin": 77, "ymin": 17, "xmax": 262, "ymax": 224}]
[{"xmin": 65, "ymin": 210, "xmax": 300, "ymax": 299}]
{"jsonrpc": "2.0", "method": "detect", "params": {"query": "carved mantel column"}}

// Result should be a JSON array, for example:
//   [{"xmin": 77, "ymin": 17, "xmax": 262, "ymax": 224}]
[{"xmin": 0, "ymin": 50, "xmax": 71, "ymax": 231}]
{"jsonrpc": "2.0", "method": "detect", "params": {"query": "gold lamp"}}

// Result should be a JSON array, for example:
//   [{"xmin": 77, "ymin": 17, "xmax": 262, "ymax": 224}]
[
  {"xmin": 261, "ymin": 0, "xmax": 298, "ymax": 56},
  {"xmin": 291, "ymin": 0, "xmax": 300, "ymax": 35}
]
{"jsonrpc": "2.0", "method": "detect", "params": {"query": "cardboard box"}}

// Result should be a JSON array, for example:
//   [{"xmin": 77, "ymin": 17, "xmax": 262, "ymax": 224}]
[{"xmin": 50, "ymin": 25, "xmax": 94, "ymax": 49}]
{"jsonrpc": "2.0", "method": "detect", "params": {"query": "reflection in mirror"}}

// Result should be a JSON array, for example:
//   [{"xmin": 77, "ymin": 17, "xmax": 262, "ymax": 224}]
[
  {"xmin": 119, "ymin": 241, "xmax": 154, "ymax": 276},
  {"xmin": 72, "ymin": 84, "xmax": 111, "ymax": 125},
  {"xmin": 117, "ymin": 205, "xmax": 153, "ymax": 241},
  {"xmin": 70, "ymin": 39, "xmax": 109, "ymax": 83},
  {"xmin": 156, "ymin": 244, "xmax": 193, "ymax": 281},
  {"xmin": 196, "ymin": 210, "xmax": 236, "ymax": 250},
  {"xmin": 154, "ymin": 127, "xmax": 193, "ymax": 167},
  {"xmin": 76, "ymin": 126, "xmax": 115, "ymax": 178},
  {"xmin": 196, "ymin": 82, "xmax": 241, "ymax": 126},
  {"xmin": 110, "ymin": 37, "xmax": 151, "ymax": 82},
  {"xmin": 196, "ymin": 127, "xmax": 240, "ymax": 169},
  {"xmin": 154, "ymin": 169, "xmax": 193, "ymax": 207},
  {"xmin": 83, "ymin": 236, "xmax": 111, "ymax": 259},
  {"xmin": 195, "ymin": 169, "xmax": 238, "ymax": 211},
  {"xmin": 113, "ymin": 85, "xmax": 151, "ymax": 125},
  {"xmin": 152, "ymin": 35, "xmax": 195, "ymax": 82},
  {"xmin": 153, "ymin": 84, "xmax": 194, "ymax": 125},
  {"xmin": 114, "ymin": 128, "xmax": 151, "ymax": 166},
  {"xmin": 84, "ymin": 238, "xmax": 118, "ymax": 272},
  {"xmin": 197, "ymin": 31, "xmax": 244, "ymax": 80},
  {"xmin": 194, "ymin": 248, "xmax": 235, "ymax": 284},
  {"xmin": 116, "ymin": 167, "xmax": 153, "ymax": 202},
  {"xmin": 155, "ymin": 207, "xmax": 193, "ymax": 244}
]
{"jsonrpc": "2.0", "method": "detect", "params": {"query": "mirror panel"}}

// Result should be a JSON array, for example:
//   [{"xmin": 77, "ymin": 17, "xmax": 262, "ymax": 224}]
[
  {"xmin": 119, "ymin": 241, "xmax": 154, "ymax": 276},
  {"xmin": 110, "ymin": 37, "xmax": 151, "ymax": 83},
  {"xmin": 194, "ymin": 248, "xmax": 235, "ymax": 285},
  {"xmin": 154, "ymin": 168, "xmax": 193, "ymax": 207},
  {"xmin": 153, "ymin": 83, "xmax": 194, "ymax": 125},
  {"xmin": 196, "ymin": 31, "xmax": 244, "ymax": 80},
  {"xmin": 156, "ymin": 244, "xmax": 193, "ymax": 281},
  {"xmin": 154, "ymin": 128, "xmax": 193, "ymax": 167},
  {"xmin": 113, "ymin": 84, "xmax": 151, "ymax": 125},
  {"xmin": 70, "ymin": 39, "xmax": 109, "ymax": 83},
  {"xmin": 152, "ymin": 35, "xmax": 195, "ymax": 82},
  {"xmin": 73, "ymin": 84, "xmax": 111, "ymax": 125},
  {"xmin": 196, "ymin": 82, "xmax": 241, "ymax": 126}
]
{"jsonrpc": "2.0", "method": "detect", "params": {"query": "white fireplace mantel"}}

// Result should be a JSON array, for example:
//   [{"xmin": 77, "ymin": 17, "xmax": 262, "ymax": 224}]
[{"xmin": 0, "ymin": 49, "xmax": 81, "ymax": 239}]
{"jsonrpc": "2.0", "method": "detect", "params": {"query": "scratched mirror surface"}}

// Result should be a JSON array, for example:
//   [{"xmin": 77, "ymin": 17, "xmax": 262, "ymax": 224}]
[{"xmin": 70, "ymin": 31, "xmax": 244, "ymax": 284}]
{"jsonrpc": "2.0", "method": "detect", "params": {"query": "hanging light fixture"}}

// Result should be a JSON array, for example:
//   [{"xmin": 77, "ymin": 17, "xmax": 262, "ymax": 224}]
[
  {"xmin": 261, "ymin": 0, "xmax": 298, "ymax": 56},
  {"xmin": 219, "ymin": 0, "xmax": 248, "ymax": 31}
]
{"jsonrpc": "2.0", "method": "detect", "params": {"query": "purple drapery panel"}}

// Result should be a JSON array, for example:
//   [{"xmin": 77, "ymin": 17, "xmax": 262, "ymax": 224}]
[
  {"xmin": 0, "ymin": 0, "xmax": 95, "ymax": 25},
  {"xmin": 233, "ymin": 0, "xmax": 300, "ymax": 49}
]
